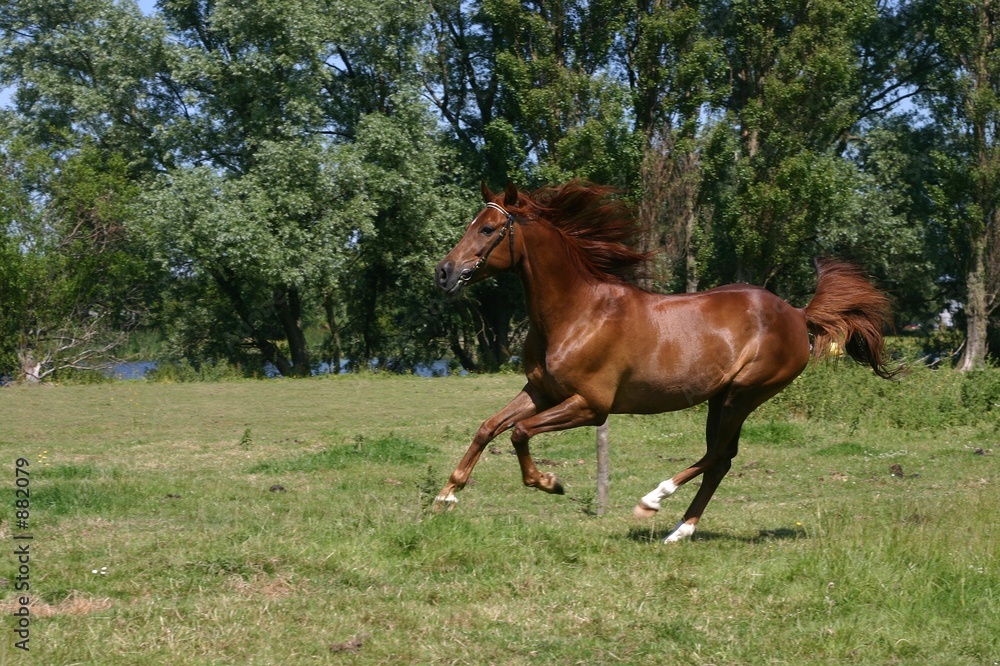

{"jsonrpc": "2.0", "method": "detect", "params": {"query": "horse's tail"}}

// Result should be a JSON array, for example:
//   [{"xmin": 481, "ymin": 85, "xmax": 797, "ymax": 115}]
[{"xmin": 802, "ymin": 258, "xmax": 900, "ymax": 379}]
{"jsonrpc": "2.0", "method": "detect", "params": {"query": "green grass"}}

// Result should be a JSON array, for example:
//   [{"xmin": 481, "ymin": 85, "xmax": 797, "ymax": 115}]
[{"xmin": 0, "ymin": 369, "xmax": 997, "ymax": 664}]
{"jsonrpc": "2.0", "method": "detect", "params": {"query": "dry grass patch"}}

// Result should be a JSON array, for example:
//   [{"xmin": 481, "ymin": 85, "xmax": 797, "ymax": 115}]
[{"xmin": 0, "ymin": 591, "xmax": 113, "ymax": 617}]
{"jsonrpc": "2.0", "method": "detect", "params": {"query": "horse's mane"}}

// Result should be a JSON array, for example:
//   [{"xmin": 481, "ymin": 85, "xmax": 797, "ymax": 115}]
[{"xmin": 511, "ymin": 181, "xmax": 650, "ymax": 284}]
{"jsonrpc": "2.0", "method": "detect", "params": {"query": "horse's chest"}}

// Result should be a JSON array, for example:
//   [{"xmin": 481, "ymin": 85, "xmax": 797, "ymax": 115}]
[{"xmin": 523, "ymin": 335, "xmax": 595, "ymax": 401}]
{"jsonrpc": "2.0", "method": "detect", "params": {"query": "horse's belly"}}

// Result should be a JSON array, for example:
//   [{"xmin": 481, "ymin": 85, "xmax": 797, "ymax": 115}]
[{"xmin": 610, "ymin": 378, "xmax": 715, "ymax": 414}]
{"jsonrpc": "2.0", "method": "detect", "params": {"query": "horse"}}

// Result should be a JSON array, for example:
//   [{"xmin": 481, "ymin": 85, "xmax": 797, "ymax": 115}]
[{"xmin": 434, "ymin": 180, "xmax": 897, "ymax": 542}]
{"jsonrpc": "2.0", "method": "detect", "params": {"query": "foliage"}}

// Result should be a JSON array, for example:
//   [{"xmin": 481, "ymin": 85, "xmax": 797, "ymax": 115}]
[
  {"xmin": 0, "ymin": 229, "xmax": 24, "ymax": 376},
  {"xmin": 918, "ymin": 0, "xmax": 1000, "ymax": 370},
  {"xmin": 1, "ymin": 0, "xmax": 999, "ymax": 374},
  {"xmin": 0, "ymin": 130, "xmax": 154, "ymax": 380},
  {"xmin": 145, "ymin": 358, "xmax": 251, "ymax": 383},
  {"xmin": 960, "ymin": 368, "xmax": 1000, "ymax": 414},
  {"xmin": 761, "ymin": 361, "xmax": 978, "ymax": 430},
  {"xmin": 327, "ymin": 96, "xmax": 476, "ymax": 370}
]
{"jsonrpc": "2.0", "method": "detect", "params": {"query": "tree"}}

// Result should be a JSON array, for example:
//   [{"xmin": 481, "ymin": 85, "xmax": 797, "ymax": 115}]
[
  {"xmin": 615, "ymin": 0, "xmax": 938, "ymax": 298},
  {"xmin": 0, "ymin": 0, "xmax": 171, "ymax": 169},
  {"xmin": 329, "ymin": 98, "xmax": 474, "ymax": 370},
  {"xmin": 923, "ymin": 0, "xmax": 1000, "ymax": 369},
  {"xmin": 136, "ymin": 0, "xmax": 439, "ymax": 375},
  {"xmin": 0, "ymin": 130, "xmax": 152, "ymax": 381},
  {"xmin": 1, "ymin": 0, "xmax": 988, "ymax": 376},
  {"xmin": 1, "ymin": 0, "xmax": 170, "ymax": 380},
  {"xmin": 139, "ymin": 138, "xmax": 361, "ymax": 375},
  {"xmin": 0, "ymin": 134, "xmax": 26, "ymax": 377},
  {"xmin": 617, "ymin": 0, "xmax": 726, "ymax": 291}
]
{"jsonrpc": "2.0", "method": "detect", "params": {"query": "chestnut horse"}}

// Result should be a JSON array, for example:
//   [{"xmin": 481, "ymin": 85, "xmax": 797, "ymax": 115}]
[{"xmin": 434, "ymin": 180, "xmax": 896, "ymax": 542}]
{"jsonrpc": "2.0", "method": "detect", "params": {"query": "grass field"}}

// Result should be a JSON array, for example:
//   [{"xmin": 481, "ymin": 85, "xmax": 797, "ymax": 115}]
[{"xmin": 0, "ymin": 368, "xmax": 997, "ymax": 665}]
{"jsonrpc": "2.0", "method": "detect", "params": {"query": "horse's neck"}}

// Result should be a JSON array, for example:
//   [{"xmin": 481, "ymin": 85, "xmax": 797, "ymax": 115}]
[{"xmin": 516, "ymin": 224, "xmax": 607, "ymax": 335}]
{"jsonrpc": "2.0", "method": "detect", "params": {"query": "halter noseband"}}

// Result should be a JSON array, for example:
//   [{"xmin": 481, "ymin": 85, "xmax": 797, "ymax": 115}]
[{"xmin": 457, "ymin": 202, "xmax": 517, "ymax": 286}]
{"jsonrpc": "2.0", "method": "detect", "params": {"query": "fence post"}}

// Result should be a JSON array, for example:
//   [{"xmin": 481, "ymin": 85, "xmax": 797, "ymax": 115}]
[{"xmin": 596, "ymin": 420, "xmax": 610, "ymax": 515}]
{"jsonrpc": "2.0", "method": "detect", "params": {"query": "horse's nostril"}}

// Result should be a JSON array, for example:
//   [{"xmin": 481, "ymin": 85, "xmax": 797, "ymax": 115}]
[{"xmin": 436, "ymin": 262, "xmax": 453, "ymax": 289}]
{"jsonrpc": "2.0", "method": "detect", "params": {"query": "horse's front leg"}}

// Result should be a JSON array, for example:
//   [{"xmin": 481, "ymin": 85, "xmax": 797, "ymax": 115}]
[
  {"xmin": 510, "ymin": 394, "xmax": 604, "ymax": 495},
  {"xmin": 433, "ymin": 385, "xmax": 548, "ymax": 512}
]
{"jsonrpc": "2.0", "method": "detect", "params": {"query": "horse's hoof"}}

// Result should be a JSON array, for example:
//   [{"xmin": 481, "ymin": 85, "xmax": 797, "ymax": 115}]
[
  {"xmin": 633, "ymin": 502, "xmax": 658, "ymax": 519},
  {"xmin": 544, "ymin": 473, "xmax": 564, "ymax": 495},
  {"xmin": 664, "ymin": 520, "xmax": 696, "ymax": 543},
  {"xmin": 432, "ymin": 493, "xmax": 458, "ymax": 513}
]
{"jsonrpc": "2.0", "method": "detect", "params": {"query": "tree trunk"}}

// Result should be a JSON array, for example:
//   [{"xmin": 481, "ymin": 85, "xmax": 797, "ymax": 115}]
[
  {"xmin": 322, "ymin": 293, "xmax": 343, "ymax": 374},
  {"xmin": 449, "ymin": 330, "xmax": 479, "ymax": 373},
  {"xmin": 473, "ymin": 284, "xmax": 515, "ymax": 371},
  {"xmin": 209, "ymin": 266, "xmax": 293, "ymax": 375},
  {"xmin": 956, "ymin": 0, "xmax": 1000, "ymax": 370},
  {"xmin": 684, "ymin": 207, "xmax": 699, "ymax": 293},
  {"xmin": 957, "ymin": 235, "xmax": 989, "ymax": 371},
  {"xmin": 18, "ymin": 351, "xmax": 41, "ymax": 383},
  {"xmin": 274, "ymin": 286, "xmax": 310, "ymax": 377},
  {"xmin": 685, "ymin": 253, "xmax": 699, "ymax": 293}
]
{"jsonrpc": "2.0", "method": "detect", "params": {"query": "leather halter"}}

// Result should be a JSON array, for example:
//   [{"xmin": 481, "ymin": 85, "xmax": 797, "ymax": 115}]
[{"xmin": 457, "ymin": 202, "xmax": 517, "ymax": 286}]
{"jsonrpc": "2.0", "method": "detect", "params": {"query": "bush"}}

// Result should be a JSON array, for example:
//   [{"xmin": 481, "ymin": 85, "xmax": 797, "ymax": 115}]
[
  {"xmin": 759, "ymin": 361, "xmax": 994, "ymax": 430},
  {"xmin": 50, "ymin": 367, "xmax": 116, "ymax": 385},
  {"xmin": 145, "ymin": 359, "xmax": 249, "ymax": 383},
  {"xmin": 961, "ymin": 368, "xmax": 1000, "ymax": 414}
]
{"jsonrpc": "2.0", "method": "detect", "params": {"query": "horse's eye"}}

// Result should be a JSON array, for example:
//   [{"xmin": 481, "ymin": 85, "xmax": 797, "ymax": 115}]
[{"xmin": 481, "ymin": 225, "xmax": 496, "ymax": 236}]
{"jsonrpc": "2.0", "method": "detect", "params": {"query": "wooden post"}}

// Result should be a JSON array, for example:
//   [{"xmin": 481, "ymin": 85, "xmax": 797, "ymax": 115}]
[{"xmin": 596, "ymin": 420, "xmax": 610, "ymax": 515}]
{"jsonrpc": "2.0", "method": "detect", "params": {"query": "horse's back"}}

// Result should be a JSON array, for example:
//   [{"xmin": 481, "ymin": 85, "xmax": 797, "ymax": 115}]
[
  {"xmin": 642, "ymin": 283, "xmax": 806, "ymax": 342},
  {"xmin": 608, "ymin": 284, "xmax": 810, "ymax": 413}
]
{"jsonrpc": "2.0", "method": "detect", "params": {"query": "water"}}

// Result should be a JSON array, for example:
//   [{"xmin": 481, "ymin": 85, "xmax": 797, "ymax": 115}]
[{"xmin": 109, "ymin": 361, "xmax": 159, "ymax": 380}]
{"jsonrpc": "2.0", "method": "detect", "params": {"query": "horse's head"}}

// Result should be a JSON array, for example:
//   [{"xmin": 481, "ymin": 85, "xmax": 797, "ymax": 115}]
[{"xmin": 436, "ymin": 180, "xmax": 521, "ymax": 294}]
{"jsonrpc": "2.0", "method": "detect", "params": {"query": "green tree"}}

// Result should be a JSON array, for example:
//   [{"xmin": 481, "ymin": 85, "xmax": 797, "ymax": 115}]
[
  {"xmin": 922, "ymin": 0, "xmax": 1000, "ymax": 369},
  {"xmin": 843, "ymin": 118, "xmax": 944, "ymax": 326},
  {"xmin": 0, "ymin": 0, "xmax": 170, "ymax": 169},
  {"xmin": 0, "ymin": 124, "xmax": 27, "ymax": 377},
  {"xmin": 424, "ymin": 0, "xmax": 637, "ymax": 187},
  {"xmin": 1, "ymin": 0, "xmax": 169, "ymax": 379},
  {"xmin": 0, "ymin": 131, "xmax": 150, "ymax": 380},
  {"xmin": 617, "ymin": 0, "xmax": 726, "ymax": 291},
  {"xmin": 139, "ymin": 138, "xmax": 359, "ymax": 375},
  {"xmin": 137, "ymin": 0, "xmax": 433, "ymax": 375},
  {"xmin": 329, "ymin": 98, "xmax": 474, "ymax": 370}
]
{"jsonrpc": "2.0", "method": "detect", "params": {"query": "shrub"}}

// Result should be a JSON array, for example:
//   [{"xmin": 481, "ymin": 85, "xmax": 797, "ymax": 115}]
[
  {"xmin": 961, "ymin": 368, "xmax": 1000, "ymax": 414},
  {"xmin": 759, "ymin": 362, "xmax": 986, "ymax": 429},
  {"xmin": 146, "ymin": 359, "xmax": 249, "ymax": 382}
]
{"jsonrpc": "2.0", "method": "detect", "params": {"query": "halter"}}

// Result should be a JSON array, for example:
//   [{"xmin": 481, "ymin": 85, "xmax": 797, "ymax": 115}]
[{"xmin": 457, "ymin": 202, "xmax": 517, "ymax": 286}]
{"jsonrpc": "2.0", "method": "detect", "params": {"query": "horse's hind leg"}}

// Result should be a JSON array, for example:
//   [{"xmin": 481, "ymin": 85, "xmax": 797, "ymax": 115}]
[
  {"xmin": 433, "ymin": 385, "xmax": 548, "ymax": 512},
  {"xmin": 634, "ymin": 388, "xmax": 759, "ymax": 542},
  {"xmin": 664, "ymin": 428, "xmax": 741, "ymax": 542}
]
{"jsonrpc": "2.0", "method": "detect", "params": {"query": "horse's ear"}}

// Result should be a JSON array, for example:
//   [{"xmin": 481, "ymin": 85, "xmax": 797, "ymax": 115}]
[
  {"xmin": 504, "ymin": 180, "xmax": 518, "ymax": 207},
  {"xmin": 480, "ymin": 180, "xmax": 494, "ymax": 203}
]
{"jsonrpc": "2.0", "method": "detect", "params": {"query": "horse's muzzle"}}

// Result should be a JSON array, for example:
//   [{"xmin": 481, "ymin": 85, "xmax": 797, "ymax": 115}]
[{"xmin": 435, "ymin": 260, "xmax": 468, "ymax": 295}]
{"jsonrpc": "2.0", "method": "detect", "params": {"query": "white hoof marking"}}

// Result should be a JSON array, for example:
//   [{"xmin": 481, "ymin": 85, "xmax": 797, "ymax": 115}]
[
  {"xmin": 639, "ymin": 479, "xmax": 678, "ymax": 512},
  {"xmin": 435, "ymin": 493, "xmax": 458, "ymax": 505},
  {"xmin": 664, "ymin": 521, "xmax": 696, "ymax": 543}
]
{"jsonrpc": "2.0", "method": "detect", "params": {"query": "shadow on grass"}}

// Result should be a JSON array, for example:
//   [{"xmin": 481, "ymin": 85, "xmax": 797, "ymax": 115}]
[{"xmin": 623, "ymin": 526, "xmax": 805, "ymax": 544}]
